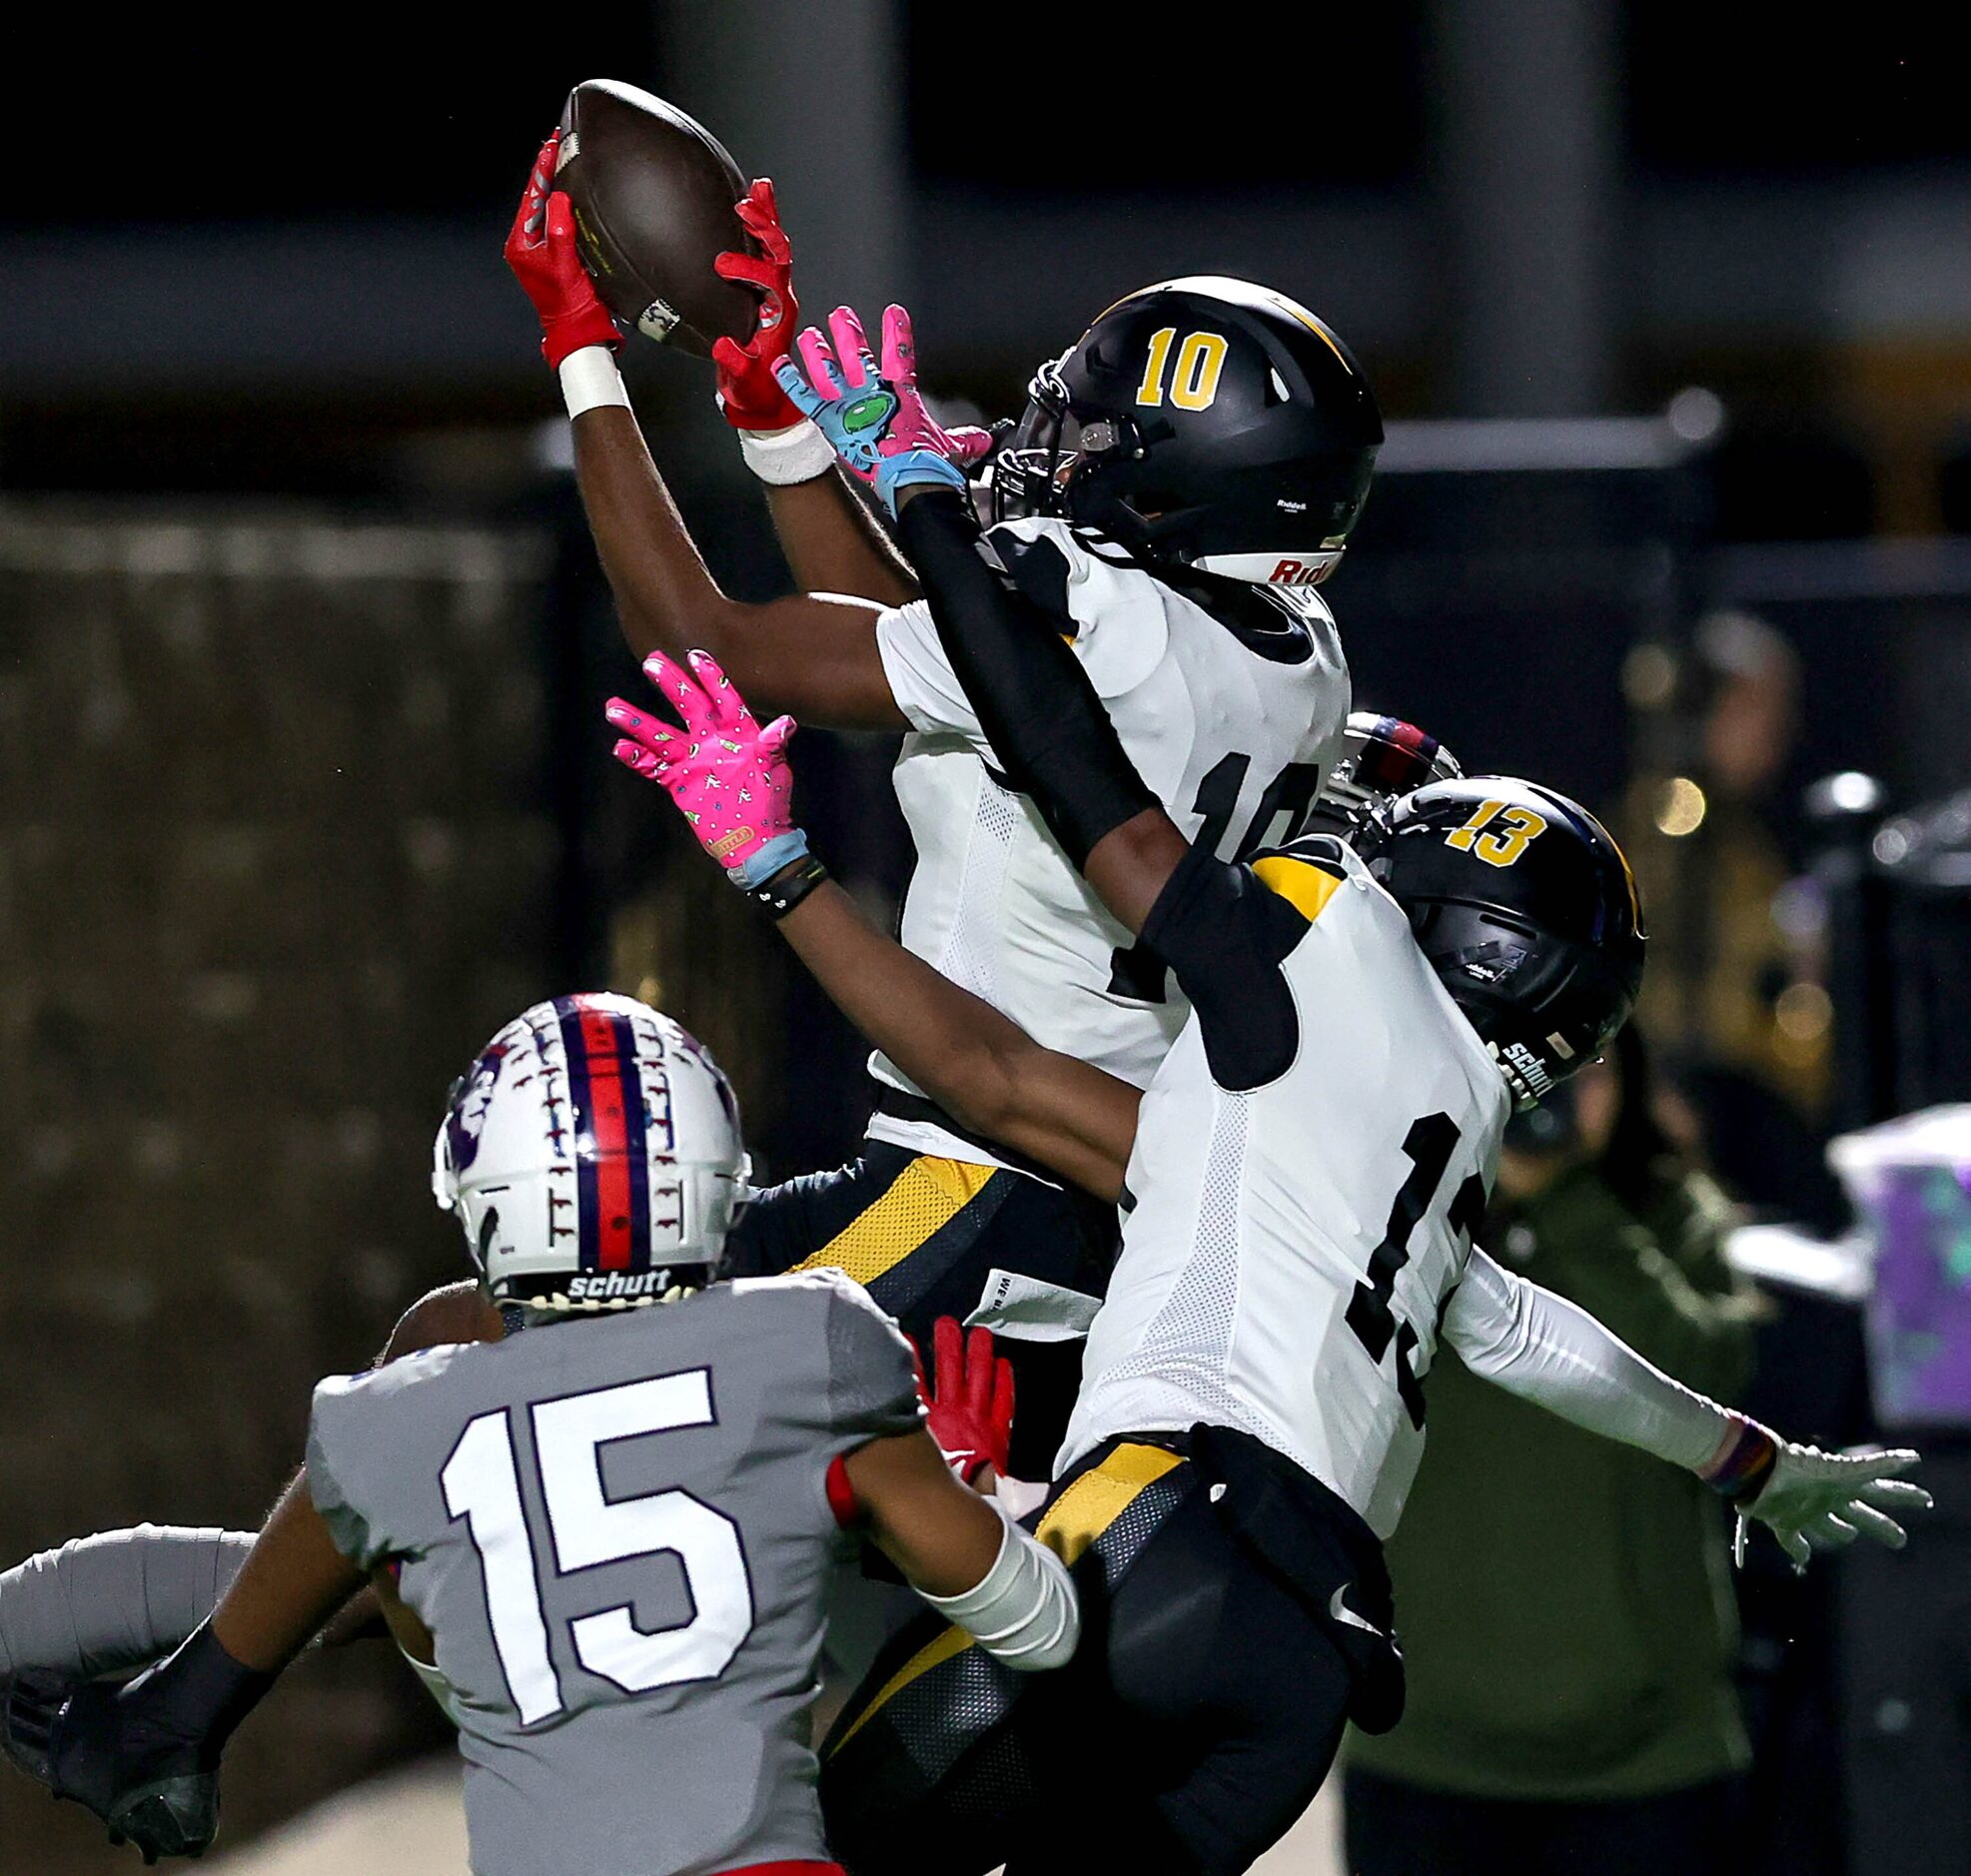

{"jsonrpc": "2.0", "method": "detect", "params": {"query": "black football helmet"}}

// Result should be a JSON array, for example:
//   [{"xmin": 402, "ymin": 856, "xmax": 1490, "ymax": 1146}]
[
  {"xmin": 1358, "ymin": 777, "xmax": 1646, "ymax": 1107},
  {"xmin": 987, "ymin": 276, "xmax": 1384, "ymax": 583}
]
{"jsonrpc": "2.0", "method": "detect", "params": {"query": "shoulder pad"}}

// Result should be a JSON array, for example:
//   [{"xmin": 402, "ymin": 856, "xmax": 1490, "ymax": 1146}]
[
  {"xmin": 1255, "ymin": 831, "xmax": 1353, "ymax": 876},
  {"xmin": 1248, "ymin": 834, "xmax": 1355, "ymax": 923}
]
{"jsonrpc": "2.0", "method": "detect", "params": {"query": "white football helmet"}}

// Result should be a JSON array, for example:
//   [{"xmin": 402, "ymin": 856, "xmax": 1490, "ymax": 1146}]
[
  {"xmin": 432, "ymin": 993, "xmax": 750, "ymax": 1312},
  {"xmin": 1307, "ymin": 711, "xmax": 1464, "ymax": 840}
]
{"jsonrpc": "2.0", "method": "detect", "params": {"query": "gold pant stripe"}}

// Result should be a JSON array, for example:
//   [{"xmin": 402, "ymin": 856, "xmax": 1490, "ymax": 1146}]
[
  {"xmin": 829, "ymin": 1619, "xmax": 977, "ymax": 1754},
  {"xmin": 1035, "ymin": 1442, "xmax": 1183, "ymax": 1567},
  {"xmin": 826, "ymin": 1442, "xmax": 1184, "ymax": 1757},
  {"xmin": 789, "ymin": 1155, "xmax": 998, "ymax": 1289}
]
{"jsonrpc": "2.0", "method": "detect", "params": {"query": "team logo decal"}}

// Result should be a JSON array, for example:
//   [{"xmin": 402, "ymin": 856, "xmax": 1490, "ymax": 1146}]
[{"xmin": 447, "ymin": 1042, "xmax": 513, "ymax": 1174}]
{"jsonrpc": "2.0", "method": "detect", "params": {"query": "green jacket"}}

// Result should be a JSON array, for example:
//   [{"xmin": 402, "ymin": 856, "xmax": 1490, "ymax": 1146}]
[{"xmin": 1349, "ymin": 1163, "xmax": 1759, "ymax": 1800}]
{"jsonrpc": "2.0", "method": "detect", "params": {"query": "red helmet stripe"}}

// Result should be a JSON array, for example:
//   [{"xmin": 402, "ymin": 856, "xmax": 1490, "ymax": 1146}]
[{"xmin": 555, "ymin": 997, "xmax": 652, "ymax": 1274}]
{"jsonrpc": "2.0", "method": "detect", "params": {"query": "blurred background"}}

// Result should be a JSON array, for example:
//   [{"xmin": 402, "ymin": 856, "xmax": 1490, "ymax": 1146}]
[{"xmin": 6, "ymin": 4, "xmax": 1971, "ymax": 1871}]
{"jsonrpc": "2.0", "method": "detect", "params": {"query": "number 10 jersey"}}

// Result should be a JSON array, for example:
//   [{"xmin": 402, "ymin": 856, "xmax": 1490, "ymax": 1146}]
[
  {"xmin": 306, "ymin": 1270, "xmax": 922, "ymax": 1876},
  {"xmin": 870, "ymin": 516, "xmax": 1349, "ymax": 1166},
  {"xmin": 1059, "ymin": 836, "xmax": 1511, "ymax": 1539}
]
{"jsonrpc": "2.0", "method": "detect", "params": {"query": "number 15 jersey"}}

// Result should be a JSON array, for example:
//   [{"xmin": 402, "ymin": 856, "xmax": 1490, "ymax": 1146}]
[
  {"xmin": 306, "ymin": 1270, "xmax": 921, "ymax": 1876},
  {"xmin": 870, "ymin": 516, "xmax": 1349, "ymax": 1166},
  {"xmin": 1059, "ymin": 836, "xmax": 1511, "ymax": 1539}
]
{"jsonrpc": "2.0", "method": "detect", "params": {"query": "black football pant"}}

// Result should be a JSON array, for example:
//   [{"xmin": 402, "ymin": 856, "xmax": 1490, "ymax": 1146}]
[
  {"xmin": 819, "ymin": 1438, "xmax": 1357, "ymax": 1876},
  {"xmin": 729, "ymin": 1139, "xmax": 1116, "ymax": 1476},
  {"xmin": 1344, "ymin": 1767, "xmax": 1742, "ymax": 1876}
]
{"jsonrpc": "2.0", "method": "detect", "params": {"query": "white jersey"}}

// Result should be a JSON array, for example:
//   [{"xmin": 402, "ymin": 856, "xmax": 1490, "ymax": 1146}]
[
  {"xmin": 1060, "ymin": 835, "xmax": 1511, "ymax": 1538},
  {"xmin": 872, "ymin": 516, "xmax": 1350, "ymax": 1168}
]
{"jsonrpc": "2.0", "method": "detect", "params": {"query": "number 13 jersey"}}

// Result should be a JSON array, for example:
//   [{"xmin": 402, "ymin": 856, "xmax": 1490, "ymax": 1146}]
[
  {"xmin": 871, "ymin": 516, "xmax": 1349, "ymax": 1166},
  {"xmin": 1060, "ymin": 836, "xmax": 1511, "ymax": 1540},
  {"xmin": 306, "ymin": 1270, "xmax": 921, "ymax": 1876}
]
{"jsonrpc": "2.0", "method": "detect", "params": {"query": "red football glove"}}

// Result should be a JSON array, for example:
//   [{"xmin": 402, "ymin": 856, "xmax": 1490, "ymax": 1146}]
[
  {"xmin": 503, "ymin": 131, "xmax": 621, "ymax": 372},
  {"xmin": 914, "ymin": 1317, "xmax": 1016, "ymax": 1486},
  {"xmin": 710, "ymin": 178, "xmax": 807, "ymax": 433}
]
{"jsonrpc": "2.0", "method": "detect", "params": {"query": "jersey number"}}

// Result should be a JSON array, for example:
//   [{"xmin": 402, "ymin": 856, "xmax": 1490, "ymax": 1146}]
[
  {"xmin": 440, "ymin": 1370, "xmax": 755, "ymax": 1725},
  {"xmin": 1345, "ymin": 1115, "xmax": 1486, "ymax": 1429},
  {"xmin": 1108, "ymin": 751, "xmax": 1323, "ymax": 1002}
]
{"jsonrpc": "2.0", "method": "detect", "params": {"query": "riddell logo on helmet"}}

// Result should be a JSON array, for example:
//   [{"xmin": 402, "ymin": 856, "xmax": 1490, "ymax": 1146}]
[
  {"xmin": 567, "ymin": 1271, "xmax": 669, "ymax": 1301},
  {"xmin": 1267, "ymin": 559, "xmax": 1325, "ymax": 585}
]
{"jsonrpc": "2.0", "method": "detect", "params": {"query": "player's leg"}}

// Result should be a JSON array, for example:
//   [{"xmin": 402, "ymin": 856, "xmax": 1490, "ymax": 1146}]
[
  {"xmin": 0, "ymin": 1282, "xmax": 493, "ymax": 1689},
  {"xmin": 1008, "ymin": 1465, "xmax": 1357, "ymax": 1876},
  {"xmin": 1, "ymin": 1529, "xmax": 253, "ymax": 1683},
  {"xmin": 730, "ymin": 1142, "xmax": 1116, "ymax": 1475},
  {"xmin": 817, "ymin": 1439, "xmax": 1203, "ymax": 1874}
]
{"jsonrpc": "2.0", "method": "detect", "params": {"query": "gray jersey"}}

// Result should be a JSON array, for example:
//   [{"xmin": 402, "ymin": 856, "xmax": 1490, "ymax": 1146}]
[{"xmin": 306, "ymin": 1270, "xmax": 921, "ymax": 1876}]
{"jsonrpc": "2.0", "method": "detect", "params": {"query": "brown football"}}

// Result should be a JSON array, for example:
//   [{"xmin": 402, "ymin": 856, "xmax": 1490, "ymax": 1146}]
[{"xmin": 554, "ymin": 80, "xmax": 758, "ymax": 358}]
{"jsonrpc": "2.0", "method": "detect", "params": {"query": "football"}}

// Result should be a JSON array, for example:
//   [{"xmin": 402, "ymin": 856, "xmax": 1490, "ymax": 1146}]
[{"xmin": 554, "ymin": 79, "xmax": 758, "ymax": 357}]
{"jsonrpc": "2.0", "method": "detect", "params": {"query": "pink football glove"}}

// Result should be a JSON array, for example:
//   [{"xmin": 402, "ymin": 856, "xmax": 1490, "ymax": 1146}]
[
  {"xmin": 913, "ymin": 1317, "xmax": 1016, "ymax": 1487},
  {"xmin": 606, "ymin": 649, "xmax": 807, "ymax": 890},
  {"xmin": 503, "ymin": 132, "xmax": 621, "ymax": 371},
  {"xmin": 710, "ymin": 179, "xmax": 807, "ymax": 434},
  {"xmin": 774, "ymin": 304, "xmax": 994, "ymax": 513}
]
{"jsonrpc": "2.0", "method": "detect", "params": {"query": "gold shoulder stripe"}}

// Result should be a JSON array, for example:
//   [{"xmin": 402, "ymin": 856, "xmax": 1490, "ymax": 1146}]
[
  {"xmin": 1252, "ymin": 854, "xmax": 1345, "ymax": 924},
  {"xmin": 790, "ymin": 1156, "xmax": 997, "ymax": 1288}
]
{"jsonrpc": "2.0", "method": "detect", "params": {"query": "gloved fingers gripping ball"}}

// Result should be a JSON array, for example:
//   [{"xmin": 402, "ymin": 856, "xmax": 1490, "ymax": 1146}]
[
  {"xmin": 503, "ymin": 134, "xmax": 622, "ymax": 372},
  {"xmin": 711, "ymin": 177, "xmax": 807, "ymax": 432},
  {"xmin": 771, "ymin": 300, "xmax": 972, "ymax": 515},
  {"xmin": 606, "ymin": 650, "xmax": 805, "ymax": 890}
]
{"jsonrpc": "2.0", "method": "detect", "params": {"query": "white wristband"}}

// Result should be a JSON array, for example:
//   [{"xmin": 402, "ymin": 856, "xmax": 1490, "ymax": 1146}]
[
  {"xmin": 558, "ymin": 348, "xmax": 629, "ymax": 421},
  {"xmin": 738, "ymin": 420, "xmax": 840, "ymax": 485}
]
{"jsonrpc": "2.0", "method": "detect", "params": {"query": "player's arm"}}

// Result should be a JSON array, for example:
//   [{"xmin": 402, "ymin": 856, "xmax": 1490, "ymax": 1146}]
[
  {"xmin": 780, "ymin": 879, "xmax": 1139, "ymax": 1201},
  {"xmin": 504, "ymin": 137, "xmax": 906, "ymax": 729},
  {"xmin": 709, "ymin": 177, "xmax": 923, "ymax": 607},
  {"xmin": 608, "ymin": 649, "xmax": 1141, "ymax": 1200},
  {"xmin": 772, "ymin": 307, "xmax": 1194, "ymax": 928},
  {"xmin": 1443, "ymin": 1246, "xmax": 1932, "ymax": 1567},
  {"xmin": 845, "ymin": 1427, "xmax": 1077, "ymax": 1669}
]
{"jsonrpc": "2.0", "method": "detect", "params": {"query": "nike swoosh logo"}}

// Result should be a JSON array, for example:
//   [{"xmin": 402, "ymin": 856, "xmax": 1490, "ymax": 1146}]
[{"xmin": 1329, "ymin": 1583, "xmax": 1382, "ymax": 1637}]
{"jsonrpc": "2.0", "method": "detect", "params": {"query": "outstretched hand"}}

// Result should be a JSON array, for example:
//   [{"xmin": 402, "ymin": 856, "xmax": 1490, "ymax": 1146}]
[
  {"xmin": 772, "ymin": 304, "xmax": 991, "ymax": 515},
  {"xmin": 1741, "ymin": 1438, "xmax": 1930, "ymax": 1568},
  {"xmin": 607, "ymin": 649, "xmax": 807, "ymax": 891}
]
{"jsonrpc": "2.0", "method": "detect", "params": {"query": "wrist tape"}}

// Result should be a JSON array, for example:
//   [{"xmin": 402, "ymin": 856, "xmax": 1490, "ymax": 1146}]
[
  {"xmin": 558, "ymin": 348, "xmax": 630, "ymax": 421},
  {"xmin": 920, "ymin": 1499, "xmax": 1078, "ymax": 1671},
  {"xmin": 738, "ymin": 421, "xmax": 839, "ymax": 485}
]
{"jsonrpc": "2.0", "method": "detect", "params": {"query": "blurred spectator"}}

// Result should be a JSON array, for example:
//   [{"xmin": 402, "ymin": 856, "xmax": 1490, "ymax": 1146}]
[
  {"xmin": 1619, "ymin": 610, "xmax": 1844, "ymax": 1225},
  {"xmin": 1345, "ymin": 1026, "xmax": 1763, "ymax": 1876}
]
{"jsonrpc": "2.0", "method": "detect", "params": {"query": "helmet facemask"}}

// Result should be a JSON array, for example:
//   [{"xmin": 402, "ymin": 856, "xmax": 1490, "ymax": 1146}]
[{"xmin": 987, "ymin": 358, "xmax": 1144, "ymax": 529}]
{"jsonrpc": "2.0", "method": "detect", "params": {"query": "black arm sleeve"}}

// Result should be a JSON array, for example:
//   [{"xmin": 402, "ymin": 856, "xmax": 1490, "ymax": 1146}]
[
  {"xmin": 894, "ymin": 489, "xmax": 1157, "ymax": 867},
  {"xmin": 1140, "ymin": 843, "xmax": 1311, "ymax": 1091}
]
